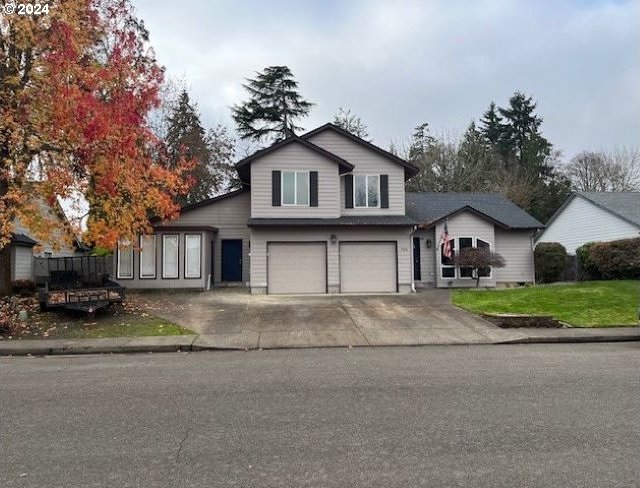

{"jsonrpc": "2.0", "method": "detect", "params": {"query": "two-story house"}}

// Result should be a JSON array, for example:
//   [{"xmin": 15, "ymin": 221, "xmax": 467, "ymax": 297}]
[{"xmin": 112, "ymin": 123, "xmax": 543, "ymax": 293}]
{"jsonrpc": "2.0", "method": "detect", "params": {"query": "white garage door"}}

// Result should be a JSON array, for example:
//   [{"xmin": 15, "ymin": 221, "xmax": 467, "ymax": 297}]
[
  {"xmin": 340, "ymin": 242, "xmax": 397, "ymax": 293},
  {"xmin": 267, "ymin": 242, "xmax": 327, "ymax": 294}
]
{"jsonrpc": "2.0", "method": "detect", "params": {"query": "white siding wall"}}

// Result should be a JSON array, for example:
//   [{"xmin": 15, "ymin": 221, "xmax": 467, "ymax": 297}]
[
  {"xmin": 249, "ymin": 226, "xmax": 413, "ymax": 294},
  {"xmin": 435, "ymin": 212, "xmax": 496, "ymax": 288},
  {"xmin": 11, "ymin": 246, "xmax": 34, "ymax": 281},
  {"xmin": 250, "ymin": 143, "xmax": 340, "ymax": 218},
  {"xmin": 536, "ymin": 196, "xmax": 640, "ymax": 254},
  {"xmin": 494, "ymin": 230, "xmax": 535, "ymax": 284},
  {"xmin": 306, "ymin": 131, "xmax": 406, "ymax": 216}
]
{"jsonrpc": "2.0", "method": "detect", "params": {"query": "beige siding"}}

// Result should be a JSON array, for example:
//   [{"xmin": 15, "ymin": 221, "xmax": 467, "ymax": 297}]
[
  {"xmin": 536, "ymin": 195, "xmax": 640, "ymax": 254},
  {"xmin": 250, "ymin": 143, "xmax": 341, "ymax": 218},
  {"xmin": 14, "ymin": 198, "xmax": 77, "ymax": 257},
  {"xmin": 307, "ymin": 131, "xmax": 405, "ymax": 216},
  {"xmin": 435, "ymin": 211, "xmax": 496, "ymax": 288},
  {"xmin": 413, "ymin": 229, "xmax": 437, "ymax": 286},
  {"xmin": 250, "ymin": 226, "xmax": 413, "ymax": 294},
  {"xmin": 172, "ymin": 192, "xmax": 251, "ymax": 283},
  {"xmin": 494, "ymin": 230, "xmax": 535, "ymax": 284},
  {"xmin": 11, "ymin": 246, "xmax": 34, "ymax": 281}
]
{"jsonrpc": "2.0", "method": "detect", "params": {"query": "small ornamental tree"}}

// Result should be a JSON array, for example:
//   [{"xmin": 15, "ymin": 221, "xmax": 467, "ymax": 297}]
[{"xmin": 454, "ymin": 248, "xmax": 506, "ymax": 288}]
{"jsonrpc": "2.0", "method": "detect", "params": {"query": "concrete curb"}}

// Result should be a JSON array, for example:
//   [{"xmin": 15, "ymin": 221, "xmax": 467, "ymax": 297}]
[{"xmin": 1, "ymin": 330, "xmax": 639, "ymax": 356}]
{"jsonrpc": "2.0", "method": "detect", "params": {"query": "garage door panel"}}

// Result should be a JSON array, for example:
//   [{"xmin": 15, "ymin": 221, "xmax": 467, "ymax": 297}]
[
  {"xmin": 340, "ymin": 242, "xmax": 397, "ymax": 293},
  {"xmin": 268, "ymin": 242, "xmax": 326, "ymax": 294}
]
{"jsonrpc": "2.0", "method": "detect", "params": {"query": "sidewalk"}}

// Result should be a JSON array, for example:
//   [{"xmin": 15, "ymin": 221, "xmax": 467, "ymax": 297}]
[{"xmin": 1, "ymin": 326, "xmax": 639, "ymax": 356}]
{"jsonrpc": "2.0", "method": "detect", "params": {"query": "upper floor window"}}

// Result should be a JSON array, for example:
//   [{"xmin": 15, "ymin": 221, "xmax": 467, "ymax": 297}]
[
  {"xmin": 354, "ymin": 175, "xmax": 379, "ymax": 208},
  {"xmin": 282, "ymin": 171, "xmax": 309, "ymax": 206}
]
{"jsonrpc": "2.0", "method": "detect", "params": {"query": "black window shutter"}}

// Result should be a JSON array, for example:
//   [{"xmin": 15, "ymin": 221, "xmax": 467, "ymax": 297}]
[
  {"xmin": 272, "ymin": 171, "xmax": 281, "ymax": 206},
  {"xmin": 309, "ymin": 171, "xmax": 318, "ymax": 207},
  {"xmin": 345, "ymin": 174, "xmax": 354, "ymax": 209},
  {"xmin": 380, "ymin": 174, "xmax": 389, "ymax": 208}
]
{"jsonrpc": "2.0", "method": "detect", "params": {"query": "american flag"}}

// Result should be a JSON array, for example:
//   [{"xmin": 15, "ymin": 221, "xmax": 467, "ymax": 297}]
[{"xmin": 440, "ymin": 221, "xmax": 452, "ymax": 259}]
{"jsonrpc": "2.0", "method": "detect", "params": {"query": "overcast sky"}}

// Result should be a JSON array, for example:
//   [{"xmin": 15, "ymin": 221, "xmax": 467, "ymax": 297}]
[{"xmin": 133, "ymin": 0, "xmax": 639, "ymax": 160}]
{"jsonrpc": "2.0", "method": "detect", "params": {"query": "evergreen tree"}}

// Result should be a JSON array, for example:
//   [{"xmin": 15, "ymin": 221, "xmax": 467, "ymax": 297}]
[
  {"xmin": 498, "ymin": 92, "xmax": 552, "ymax": 177},
  {"xmin": 165, "ymin": 90, "xmax": 236, "ymax": 206},
  {"xmin": 479, "ymin": 102, "xmax": 504, "ymax": 148},
  {"xmin": 232, "ymin": 66, "xmax": 313, "ymax": 143},
  {"xmin": 333, "ymin": 107, "xmax": 370, "ymax": 140}
]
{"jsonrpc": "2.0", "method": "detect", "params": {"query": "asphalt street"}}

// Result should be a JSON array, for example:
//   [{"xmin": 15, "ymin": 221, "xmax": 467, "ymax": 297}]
[{"xmin": 1, "ymin": 344, "xmax": 639, "ymax": 487}]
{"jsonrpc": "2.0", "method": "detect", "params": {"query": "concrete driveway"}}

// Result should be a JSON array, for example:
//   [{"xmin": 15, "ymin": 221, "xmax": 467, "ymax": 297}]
[{"xmin": 132, "ymin": 288, "xmax": 522, "ymax": 349}]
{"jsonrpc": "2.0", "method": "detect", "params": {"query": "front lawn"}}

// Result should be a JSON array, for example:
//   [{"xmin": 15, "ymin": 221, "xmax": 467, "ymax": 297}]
[
  {"xmin": 453, "ymin": 281, "xmax": 640, "ymax": 328},
  {"xmin": 2, "ymin": 298, "xmax": 194, "ymax": 340}
]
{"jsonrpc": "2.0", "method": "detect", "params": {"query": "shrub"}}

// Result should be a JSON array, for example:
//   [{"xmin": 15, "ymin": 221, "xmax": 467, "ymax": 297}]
[
  {"xmin": 576, "ymin": 242, "xmax": 601, "ymax": 280},
  {"xmin": 453, "ymin": 248, "xmax": 506, "ymax": 288},
  {"xmin": 11, "ymin": 279, "xmax": 36, "ymax": 297},
  {"xmin": 534, "ymin": 242, "xmax": 568, "ymax": 283},
  {"xmin": 586, "ymin": 237, "xmax": 640, "ymax": 280}
]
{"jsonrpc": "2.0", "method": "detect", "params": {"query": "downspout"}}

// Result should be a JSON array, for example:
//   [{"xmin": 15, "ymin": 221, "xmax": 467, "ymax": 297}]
[{"xmin": 411, "ymin": 225, "xmax": 417, "ymax": 292}]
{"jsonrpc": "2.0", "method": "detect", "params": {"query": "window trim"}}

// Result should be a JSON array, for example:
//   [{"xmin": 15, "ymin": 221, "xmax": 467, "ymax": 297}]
[
  {"xmin": 161, "ymin": 234, "xmax": 179, "ymax": 279},
  {"xmin": 116, "ymin": 240, "xmax": 134, "ymax": 280},
  {"xmin": 281, "ymin": 170, "xmax": 310, "ymax": 207},
  {"xmin": 184, "ymin": 234, "xmax": 202, "ymax": 280},
  {"xmin": 353, "ymin": 174, "xmax": 381, "ymax": 208},
  {"xmin": 440, "ymin": 237, "xmax": 493, "ymax": 280},
  {"xmin": 138, "ymin": 235, "xmax": 157, "ymax": 280}
]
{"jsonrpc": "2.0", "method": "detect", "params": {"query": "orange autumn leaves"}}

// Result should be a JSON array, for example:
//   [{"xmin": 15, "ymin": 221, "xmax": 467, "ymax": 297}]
[{"xmin": 0, "ymin": 0, "xmax": 193, "ymax": 251}]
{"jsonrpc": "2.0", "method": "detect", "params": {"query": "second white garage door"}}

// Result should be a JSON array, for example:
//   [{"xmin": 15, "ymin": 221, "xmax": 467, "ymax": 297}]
[
  {"xmin": 267, "ymin": 242, "xmax": 327, "ymax": 294},
  {"xmin": 340, "ymin": 242, "xmax": 397, "ymax": 293}
]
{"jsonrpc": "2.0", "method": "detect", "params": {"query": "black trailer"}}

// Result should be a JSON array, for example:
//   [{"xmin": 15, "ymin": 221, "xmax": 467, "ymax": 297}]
[{"xmin": 36, "ymin": 256, "xmax": 126, "ymax": 314}]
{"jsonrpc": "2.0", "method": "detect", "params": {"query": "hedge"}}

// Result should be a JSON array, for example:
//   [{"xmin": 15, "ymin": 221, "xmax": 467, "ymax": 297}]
[
  {"xmin": 577, "ymin": 237, "xmax": 640, "ymax": 280},
  {"xmin": 534, "ymin": 242, "xmax": 568, "ymax": 283}
]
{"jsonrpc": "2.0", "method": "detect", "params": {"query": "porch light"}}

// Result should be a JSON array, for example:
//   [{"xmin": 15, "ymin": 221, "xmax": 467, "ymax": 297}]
[
  {"xmin": 425, "ymin": 239, "xmax": 432, "ymax": 248},
  {"xmin": 330, "ymin": 234, "xmax": 337, "ymax": 244}
]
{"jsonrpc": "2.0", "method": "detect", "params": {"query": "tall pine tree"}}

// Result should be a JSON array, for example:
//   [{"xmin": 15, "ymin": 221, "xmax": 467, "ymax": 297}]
[
  {"xmin": 479, "ymin": 102, "xmax": 504, "ymax": 148},
  {"xmin": 165, "ymin": 90, "xmax": 236, "ymax": 206},
  {"xmin": 232, "ymin": 66, "xmax": 313, "ymax": 144}
]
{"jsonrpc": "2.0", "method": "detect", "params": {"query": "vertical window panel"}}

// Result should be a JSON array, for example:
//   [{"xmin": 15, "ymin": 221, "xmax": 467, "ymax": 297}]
[
  {"xmin": 282, "ymin": 172, "xmax": 296, "ymax": 205},
  {"xmin": 117, "ymin": 240, "xmax": 133, "ymax": 279},
  {"xmin": 367, "ymin": 175, "xmax": 379, "ymax": 207},
  {"xmin": 162, "ymin": 235, "xmax": 179, "ymax": 279},
  {"xmin": 296, "ymin": 172, "xmax": 309, "ymax": 205},
  {"xmin": 139, "ymin": 235, "xmax": 156, "ymax": 279},
  {"xmin": 185, "ymin": 234, "xmax": 201, "ymax": 279},
  {"xmin": 354, "ymin": 175, "xmax": 367, "ymax": 207}
]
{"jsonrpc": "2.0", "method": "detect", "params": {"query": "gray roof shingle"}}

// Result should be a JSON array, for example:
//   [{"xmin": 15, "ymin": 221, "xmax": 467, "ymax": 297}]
[
  {"xmin": 406, "ymin": 192, "xmax": 543, "ymax": 229},
  {"xmin": 11, "ymin": 233, "xmax": 38, "ymax": 247},
  {"xmin": 576, "ymin": 192, "xmax": 640, "ymax": 227}
]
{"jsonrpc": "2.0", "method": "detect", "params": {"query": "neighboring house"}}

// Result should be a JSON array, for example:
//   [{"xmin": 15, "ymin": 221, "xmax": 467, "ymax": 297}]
[
  {"xmin": 535, "ymin": 192, "xmax": 640, "ymax": 254},
  {"xmin": 10, "ymin": 198, "xmax": 85, "ymax": 282},
  {"xmin": 407, "ymin": 193, "xmax": 543, "ymax": 288},
  {"xmin": 113, "ymin": 123, "xmax": 542, "ymax": 294}
]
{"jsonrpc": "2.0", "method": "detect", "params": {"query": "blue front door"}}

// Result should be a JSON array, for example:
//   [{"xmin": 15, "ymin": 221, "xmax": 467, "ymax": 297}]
[{"xmin": 221, "ymin": 239, "xmax": 243, "ymax": 282}]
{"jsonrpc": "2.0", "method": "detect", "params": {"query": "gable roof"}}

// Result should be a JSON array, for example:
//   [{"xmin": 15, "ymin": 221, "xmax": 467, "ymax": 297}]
[
  {"xmin": 178, "ymin": 187, "xmax": 249, "ymax": 214},
  {"xmin": 234, "ymin": 135, "xmax": 354, "ymax": 183},
  {"xmin": 574, "ymin": 192, "xmax": 640, "ymax": 228},
  {"xmin": 406, "ymin": 192, "xmax": 544, "ymax": 230},
  {"xmin": 11, "ymin": 233, "xmax": 38, "ymax": 247},
  {"xmin": 301, "ymin": 123, "xmax": 419, "ymax": 179}
]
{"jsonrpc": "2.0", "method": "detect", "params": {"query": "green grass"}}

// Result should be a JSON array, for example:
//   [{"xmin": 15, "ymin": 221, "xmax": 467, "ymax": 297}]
[
  {"xmin": 453, "ymin": 281, "xmax": 640, "ymax": 327},
  {"xmin": 14, "ymin": 305, "xmax": 194, "ymax": 340}
]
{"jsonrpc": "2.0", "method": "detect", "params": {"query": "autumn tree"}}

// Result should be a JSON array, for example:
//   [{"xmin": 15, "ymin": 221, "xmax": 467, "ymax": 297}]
[
  {"xmin": 333, "ymin": 107, "xmax": 370, "ymax": 140},
  {"xmin": 231, "ymin": 66, "xmax": 313, "ymax": 144},
  {"xmin": 0, "ymin": 0, "xmax": 192, "ymax": 294},
  {"xmin": 164, "ymin": 90, "xmax": 237, "ymax": 206}
]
